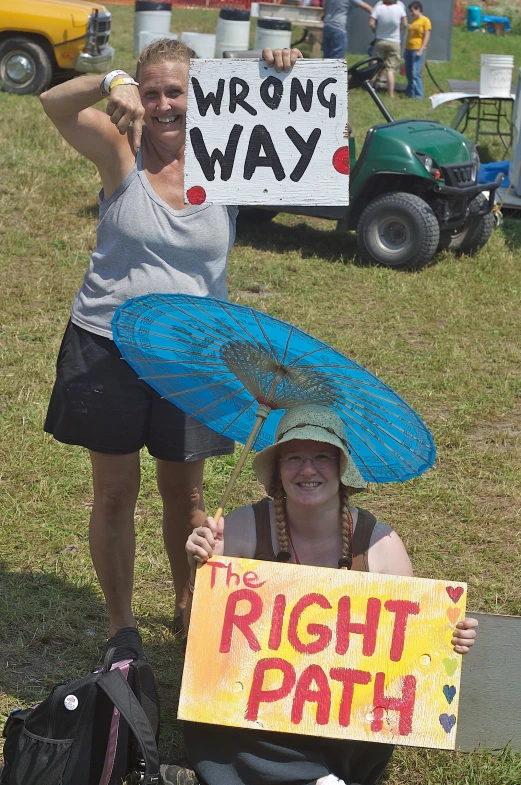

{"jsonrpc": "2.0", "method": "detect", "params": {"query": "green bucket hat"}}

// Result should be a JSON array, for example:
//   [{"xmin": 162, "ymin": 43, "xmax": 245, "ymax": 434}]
[{"xmin": 252, "ymin": 404, "xmax": 367, "ymax": 497}]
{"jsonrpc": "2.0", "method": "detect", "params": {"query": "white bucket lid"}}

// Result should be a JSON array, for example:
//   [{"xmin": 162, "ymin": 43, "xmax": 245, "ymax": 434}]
[{"xmin": 481, "ymin": 54, "xmax": 514, "ymax": 66}]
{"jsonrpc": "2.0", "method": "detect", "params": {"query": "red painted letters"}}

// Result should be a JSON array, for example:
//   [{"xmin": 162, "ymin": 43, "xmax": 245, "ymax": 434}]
[
  {"xmin": 245, "ymin": 658, "xmax": 296, "ymax": 721},
  {"xmin": 220, "ymin": 589, "xmax": 263, "ymax": 653},
  {"xmin": 336, "ymin": 597, "xmax": 381, "ymax": 657},
  {"xmin": 287, "ymin": 593, "xmax": 333, "ymax": 654}
]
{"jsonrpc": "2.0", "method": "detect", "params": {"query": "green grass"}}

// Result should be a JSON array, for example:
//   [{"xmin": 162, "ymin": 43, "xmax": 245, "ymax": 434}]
[{"xmin": 1, "ymin": 5, "xmax": 521, "ymax": 782}]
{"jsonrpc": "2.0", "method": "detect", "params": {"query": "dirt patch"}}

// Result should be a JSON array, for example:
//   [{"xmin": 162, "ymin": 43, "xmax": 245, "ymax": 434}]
[{"xmin": 467, "ymin": 401, "xmax": 521, "ymax": 449}]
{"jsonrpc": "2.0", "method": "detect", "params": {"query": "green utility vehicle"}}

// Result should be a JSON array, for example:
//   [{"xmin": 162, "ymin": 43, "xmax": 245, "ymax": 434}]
[{"xmin": 244, "ymin": 57, "xmax": 503, "ymax": 270}]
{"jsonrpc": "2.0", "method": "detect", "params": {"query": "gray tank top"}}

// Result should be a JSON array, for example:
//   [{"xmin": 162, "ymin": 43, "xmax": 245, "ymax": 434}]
[{"xmin": 71, "ymin": 148, "xmax": 238, "ymax": 338}]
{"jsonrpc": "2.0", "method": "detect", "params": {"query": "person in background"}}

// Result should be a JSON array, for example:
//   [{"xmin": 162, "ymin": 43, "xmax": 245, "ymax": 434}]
[
  {"xmin": 369, "ymin": 0, "xmax": 407, "ymax": 97},
  {"xmin": 323, "ymin": 0, "xmax": 373, "ymax": 59},
  {"xmin": 404, "ymin": 1, "xmax": 431, "ymax": 99}
]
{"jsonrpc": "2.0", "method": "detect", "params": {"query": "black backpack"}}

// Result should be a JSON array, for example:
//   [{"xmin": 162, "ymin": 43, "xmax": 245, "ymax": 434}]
[{"xmin": 0, "ymin": 648, "xmax": 160, "ymax": 785}]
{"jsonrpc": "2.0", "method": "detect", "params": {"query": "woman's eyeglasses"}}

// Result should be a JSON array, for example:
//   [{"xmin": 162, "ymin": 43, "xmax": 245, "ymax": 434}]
[{"xmin": 279, "ymin": 453, "xmax": 336, "ymax": 470}]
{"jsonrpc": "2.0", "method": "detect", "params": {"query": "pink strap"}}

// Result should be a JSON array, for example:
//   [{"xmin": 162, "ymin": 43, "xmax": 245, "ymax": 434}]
[{"xmin": 99, "ymin": 660, "xmax": 133, "ymax": 785}]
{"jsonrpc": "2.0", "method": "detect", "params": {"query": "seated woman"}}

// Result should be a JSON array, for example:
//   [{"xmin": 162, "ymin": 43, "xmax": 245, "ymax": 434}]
[{"xmin": 167, "ymin": 404, "xmax": 477, "ymax": 785}]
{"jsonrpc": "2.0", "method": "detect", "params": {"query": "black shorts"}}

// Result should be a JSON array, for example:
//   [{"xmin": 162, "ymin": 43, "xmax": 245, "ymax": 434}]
[{"xmin": 44, "ymin": 321, "xmax": 235, "ymax": 461}]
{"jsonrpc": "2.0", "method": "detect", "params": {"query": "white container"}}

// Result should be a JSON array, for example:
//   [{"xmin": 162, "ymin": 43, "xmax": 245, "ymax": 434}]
[
  {"xmin": 181, "ymin": 32, "xmax": 217, "ymax": 59},
  {"xmin": 254, "ymin": 17, "xmax": 292, "ymax": 51},
  {"xmin": 480, "ymin": 54, "xmax": 515, "ymax": 97},
  {"xmin": 134, "ymin": 2, "xmax": 172, "ymax": 52},
  {"xmin": 138, "ymin": 29, "xmax": 177, "ymax": 53},
  {"xmin": 215, "ymin": 9, "xmax": 251, "ymax": 58}
]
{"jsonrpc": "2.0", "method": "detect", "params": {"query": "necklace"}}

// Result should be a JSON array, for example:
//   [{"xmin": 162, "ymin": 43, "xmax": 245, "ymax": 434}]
[{"xmin": 286, "ymin": 509, "xmax": 354, "ymax": 568}]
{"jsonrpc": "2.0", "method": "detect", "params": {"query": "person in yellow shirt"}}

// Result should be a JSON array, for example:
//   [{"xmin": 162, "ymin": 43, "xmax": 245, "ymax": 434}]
[{"xmin": 405, "ymin": 1, "xmax": 431, "ymax": 99}]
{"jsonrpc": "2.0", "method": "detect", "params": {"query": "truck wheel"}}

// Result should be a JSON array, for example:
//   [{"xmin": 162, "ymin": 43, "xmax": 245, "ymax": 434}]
[
  {"xmin": 438, "ymin": 194, "xmax": 494, "ymax": 255},
  {"xmin": 0, "ymin": 39, "xmax": 53, "ymax": 95},
  {"xmin": 357, "ymin": 192, "xmax": 439, "ymax": 270}
]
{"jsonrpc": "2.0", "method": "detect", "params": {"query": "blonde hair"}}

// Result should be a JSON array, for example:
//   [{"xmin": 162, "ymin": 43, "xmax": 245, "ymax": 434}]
[
  {"xmin": 136, "ymin": 39, "xmax": 196, "ymax": 82},
  {"xmin": 274, "ymin": 477, "xmax": 353, "ymax": 569}
]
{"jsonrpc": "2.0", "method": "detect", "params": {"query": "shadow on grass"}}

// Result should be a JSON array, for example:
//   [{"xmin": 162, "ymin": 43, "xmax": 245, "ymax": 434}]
[
  {"xmin": 235, "ymin": 217, "xmax": 363, "ymax": 266},
  {"xmin": 0, "ymin": 562, "xmax": 108, "ymax": 702},
  {"xmin": 77, "ymin": 203, "xmax": 99, "ymax": 219},
  {"xmin": 236, "ymin": 218, "xmax": 443, "ymax": 273},
  {"xmin": 0, "ymin": 563, "xmax": 186, "ymax": 759}
]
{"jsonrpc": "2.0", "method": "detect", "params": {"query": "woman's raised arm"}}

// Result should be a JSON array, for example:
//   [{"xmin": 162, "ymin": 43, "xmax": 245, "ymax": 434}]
[{"xmin": 40, "ymin": 74, "xmax": 143, "ymax": 173}]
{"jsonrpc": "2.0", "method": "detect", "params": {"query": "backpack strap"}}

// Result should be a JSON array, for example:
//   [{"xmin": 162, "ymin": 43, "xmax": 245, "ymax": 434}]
[
  {"xmin": 97, "ymin": 669, "xmax": 160, "ymax": 785},
  {"xmin": 252, "ymin": 498, "xmax": 277, "ymax": 561}
]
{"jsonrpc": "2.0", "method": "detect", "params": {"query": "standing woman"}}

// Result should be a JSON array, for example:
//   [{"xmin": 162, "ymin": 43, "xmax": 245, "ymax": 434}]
[
  {"xmin": 177, "ymin": 404, "xmax": 478, "ymax": 785},
  {"xmin": 40, "ymin": 41, "xmax": 302, "ymax": 659},
  {"xmin": 404, "ymin": 2, "xmax": 431, "ymax": 99}
]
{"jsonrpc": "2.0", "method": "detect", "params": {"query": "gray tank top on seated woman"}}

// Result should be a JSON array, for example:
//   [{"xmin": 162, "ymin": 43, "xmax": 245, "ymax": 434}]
[{"xmin": 71, "ymin": 147, "xmax": 238, "ymax": 339}]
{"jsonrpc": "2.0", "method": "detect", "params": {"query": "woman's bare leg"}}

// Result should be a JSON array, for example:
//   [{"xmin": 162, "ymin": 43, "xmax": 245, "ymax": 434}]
[
  {"xmin": 157, "ymin": 458, "xmax": 206, "ymax": 616},
  {"xmin": 89, "ymin": 451, "xmax": 141, "ymax": 636},
  {"xmin": 387, "ymin": 68, "xmax": 395, "ymax": 97}
]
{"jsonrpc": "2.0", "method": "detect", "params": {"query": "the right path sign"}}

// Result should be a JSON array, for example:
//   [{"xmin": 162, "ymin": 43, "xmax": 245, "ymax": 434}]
[{"xmin": 179, "ymin": 557, "xmax": 467, "ymax": 750}]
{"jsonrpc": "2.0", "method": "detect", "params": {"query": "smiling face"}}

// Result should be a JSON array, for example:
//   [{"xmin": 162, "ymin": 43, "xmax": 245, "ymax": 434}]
[
  {"xmin": 278, "ymin": 439, "xmax": 341, "ymax": 508},
  {"xmin": 139, "ymin": 60, "xmax": 189, "ymax": 150}
]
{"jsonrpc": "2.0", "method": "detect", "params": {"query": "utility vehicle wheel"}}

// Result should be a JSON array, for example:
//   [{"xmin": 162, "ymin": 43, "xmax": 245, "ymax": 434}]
[
  {"xmin": 357, "ymin": 192, "xmax": 439, "ymax": 270},
  {"xmin": 0, "ymin": 39, "xmax": 52, "ymax": 95},
  {"xmin": 238, "ymin": 208, "xmax": 279, "ymax": 225},
  {"xmin": 437, "ymin": 194, "xmax": 495, "ymax": 255}
]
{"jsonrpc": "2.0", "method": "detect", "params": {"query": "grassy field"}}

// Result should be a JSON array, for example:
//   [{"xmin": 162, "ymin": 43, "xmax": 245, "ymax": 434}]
[{"xmin": 1, "ymin": 5, "xmax": 521, "ymax": 783}]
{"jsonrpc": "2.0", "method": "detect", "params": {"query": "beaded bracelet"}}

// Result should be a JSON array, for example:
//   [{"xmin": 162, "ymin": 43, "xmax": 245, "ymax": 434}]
[{"xmin": 188, "ymin": 581, "xmax": 195, "ymax": 595}]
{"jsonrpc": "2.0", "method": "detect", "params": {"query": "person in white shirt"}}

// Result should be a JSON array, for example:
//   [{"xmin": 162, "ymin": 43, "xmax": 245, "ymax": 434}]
[{"xmin": 369, "ymin": 0, "xmax": 407, "ymax": 97}]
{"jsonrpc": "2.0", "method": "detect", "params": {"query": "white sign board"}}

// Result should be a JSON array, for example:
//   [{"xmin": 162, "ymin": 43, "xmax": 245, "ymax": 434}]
[{"xmin": 184, "ymin": 58, "xmax": 349, "ymax": 206}]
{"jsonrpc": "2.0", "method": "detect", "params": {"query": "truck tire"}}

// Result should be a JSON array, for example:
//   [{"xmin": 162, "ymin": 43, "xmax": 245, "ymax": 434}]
[
  {"xmin": 0, "ymin": 38, "xmax": 53, "ymax": 95},
  {"xmin": 437, "ymin": 194, "xmax": 495, "ymax": 255},
  {"xmin": 356, "ymin": 192, "xmax": 440, "ymax": 270}
]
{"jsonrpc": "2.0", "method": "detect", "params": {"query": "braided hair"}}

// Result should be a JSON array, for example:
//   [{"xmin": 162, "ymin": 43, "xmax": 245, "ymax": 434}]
[{"xmin": 273, "ymin": 475, "xmax": 291, "ymax": 562}]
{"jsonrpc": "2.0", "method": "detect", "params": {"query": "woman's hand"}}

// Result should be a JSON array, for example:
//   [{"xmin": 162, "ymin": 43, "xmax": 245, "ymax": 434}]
[
  {"xmin": 262, "ymin": 47, "xmax": 303, "ymax": 73},
  {"xmin": 106, "ymin": 83, "xmax": 145, "ymax": 152},
  {"xmin": 452, "ymin": 617, "xmax": 478, "ymax": 654},
  {"xmin": 186, "ymin": 516, "xmax": 225, "ymax": 570}
]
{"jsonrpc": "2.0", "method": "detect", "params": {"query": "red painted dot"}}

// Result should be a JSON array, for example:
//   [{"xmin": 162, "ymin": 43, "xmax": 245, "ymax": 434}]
[
  {"xmin": 332, "ymin": 146, "xmax": 350, "ymax": 175},
  {"xmin": 186, "ymin": 185, "xmax": 206, "ymax": 205}
]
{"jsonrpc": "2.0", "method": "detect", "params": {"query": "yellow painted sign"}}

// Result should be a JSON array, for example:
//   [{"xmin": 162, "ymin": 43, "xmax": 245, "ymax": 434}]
[{"xmin": 178, "ymin": 557, "xmax": 466, "ymax": 750}]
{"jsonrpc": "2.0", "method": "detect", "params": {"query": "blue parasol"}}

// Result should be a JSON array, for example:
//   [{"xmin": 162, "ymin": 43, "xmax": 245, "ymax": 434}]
[{"xmin": 112, "ymin": 293, "xmax": 435, "ymax": 517}]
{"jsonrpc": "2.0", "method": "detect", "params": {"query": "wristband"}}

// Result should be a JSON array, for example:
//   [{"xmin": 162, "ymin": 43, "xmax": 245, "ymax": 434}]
[
  {"xmin": 109, "ymin": 77, "xmax": 139, "ymax": 91},
  {"xmin": 100, "ymin": 69, "xmax": 130, "ymax": 97},
  {"xmin": 188, "ymin": 580, "xmax": 195, "ymax": 595}
]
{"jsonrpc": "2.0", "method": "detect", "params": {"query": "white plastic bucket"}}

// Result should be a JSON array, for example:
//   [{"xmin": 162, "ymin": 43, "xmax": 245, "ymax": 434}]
[
  {"xmin": 254, "ymin": 18, "xmax": 292, "ymax": 51},
  {"xmin": 181, "ymin": 32, "xmax": 217, "ymax": 59},
  {"xmin": 480, "ymin": 54, "xmax": 514, "ymax": 97},
  {"xmin": 138, "ymin": 30, "xmax": 177, "ymax": 53},
  {"xmin": 215, "ymin": 9, "xmax": 251, "ymax": 58},
  {"xmin": 134, "ymin": 2, "xmax": 172, "ymax": 52}
]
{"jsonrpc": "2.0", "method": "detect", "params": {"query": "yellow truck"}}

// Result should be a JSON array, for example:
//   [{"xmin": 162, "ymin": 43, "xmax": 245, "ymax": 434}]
[{"xmin": 0, "ymin": 0, "xmax": 114, "ymax": 95}]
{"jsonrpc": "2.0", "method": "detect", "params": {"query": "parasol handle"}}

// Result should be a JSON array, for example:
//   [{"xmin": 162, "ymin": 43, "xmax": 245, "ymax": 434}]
[{"xmin": 213, "ymin": 404, "xmax": 271, "ymax": 521}]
